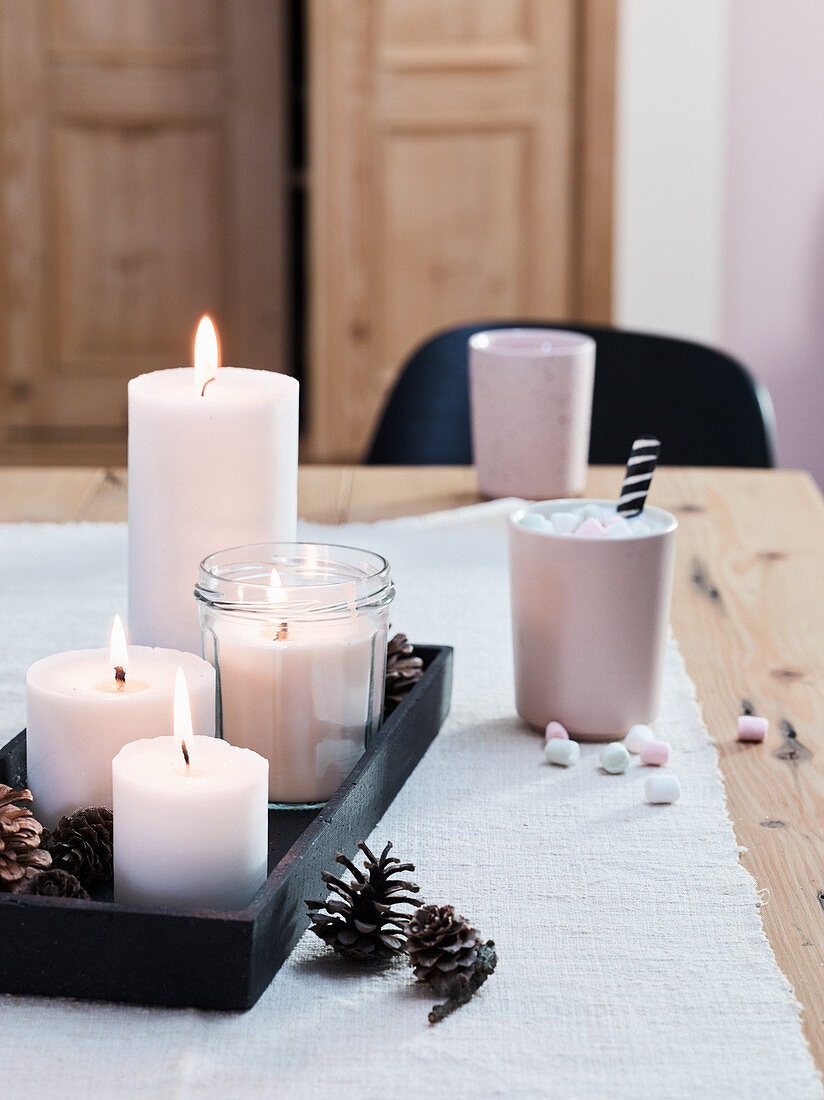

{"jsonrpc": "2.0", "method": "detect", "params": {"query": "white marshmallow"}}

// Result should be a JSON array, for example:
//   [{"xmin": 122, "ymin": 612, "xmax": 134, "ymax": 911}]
[
  {"xmin": 582, "ymin": 503, "xmax": 606, "ymax": 521},
  {"xmin": 551, "ymin": 511, "xmax": 579, "ymax": 535},
  {"xmin": 519, "ymin": 512, "xmax": 549, "ymax": 532},
  {"xmin": 600, "ymin": 742, "xmax": 630, "ymax": 774},
  {"xmin": 605, "ymin": 519, "xmax": 633, "ymax": 539},
  {"xmin": 545, "ymin": 738, "xmax": 580, "ymax": 767},
  {"xmin": 645, "ymin": 774, "xmax": 681, "ymax": 804},
  {"xmin": 625, "ymin": 724, "xmax": 654, "ymax": 754}
]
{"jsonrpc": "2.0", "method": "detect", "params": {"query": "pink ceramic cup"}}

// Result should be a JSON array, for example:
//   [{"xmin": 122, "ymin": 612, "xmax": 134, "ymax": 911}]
[
  {"xmin": 469, "ymin": 329, "xmax": 595, "ymax": 500},
  {"xmin": 508, "ymin": 500, "xmax": 678, "ymax": 741}
]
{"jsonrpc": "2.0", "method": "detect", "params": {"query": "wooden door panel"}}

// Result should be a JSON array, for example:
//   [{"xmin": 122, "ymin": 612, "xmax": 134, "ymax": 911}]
[
  {"xmin": 380, "ymin": 131, "xmax": 526, "ymax": 375},
  {"xmin": 49, "ymin": 0, "xmax": 222, "ymax": 55},
  {"xmin": 309, "ymin": 0, "xmax": 598, "ymax": 461},
  {"xmin": 0, "ymin": 0, "xmax": 288, "ymax": 452}
]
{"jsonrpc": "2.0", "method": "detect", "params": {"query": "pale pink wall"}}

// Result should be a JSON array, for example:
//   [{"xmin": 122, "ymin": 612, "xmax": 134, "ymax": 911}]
[{"xmin": 723, "ymin": 1, "xmax": 824, "ymax": 482}]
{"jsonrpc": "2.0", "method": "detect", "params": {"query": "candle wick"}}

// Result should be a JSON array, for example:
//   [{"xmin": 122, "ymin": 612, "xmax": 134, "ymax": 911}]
[
  {"xmin": 181, "ymin": 739, "xmax": 190, "ymax": 766},
  {"xmin": 200, "ymin": 376, "xmax": 216, "ymax": 397},
  {"xmin": 114, "ymin": 665, "xmax": 126, "ymax": 690},
  {"xmin": 275, "ymin": 622, "xmax": 288, "ymax": 641}
]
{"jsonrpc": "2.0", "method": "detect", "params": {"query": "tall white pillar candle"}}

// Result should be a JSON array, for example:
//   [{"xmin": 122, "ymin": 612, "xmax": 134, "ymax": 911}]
[
  {"xmin": 27, "ymin": 623, "xmax": 215, "ymax": 826},
  {"xmin": 113, "ymin": 671, "xmax": 268, "ymax": 910},
  {"xmin": 128, "ymin": 317, "xmax": 299, "ymax": 654}
]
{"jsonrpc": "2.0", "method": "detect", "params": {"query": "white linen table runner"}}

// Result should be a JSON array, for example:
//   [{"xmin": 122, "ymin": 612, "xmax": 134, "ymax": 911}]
[{"xmin": 0, "ymin": 504, "xmax": 819, "ymax": 1100}]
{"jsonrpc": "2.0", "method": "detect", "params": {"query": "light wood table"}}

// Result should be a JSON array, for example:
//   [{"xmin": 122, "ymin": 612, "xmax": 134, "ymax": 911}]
[{"xmin": 4, "ymin": 464, "xmax": 824, "ymax": 1069}]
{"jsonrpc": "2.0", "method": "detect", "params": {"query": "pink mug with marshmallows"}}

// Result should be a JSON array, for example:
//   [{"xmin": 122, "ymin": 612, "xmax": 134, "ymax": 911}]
[{"xmin": 508, "ymin": 499, "xmax": 677, "ymax": 740}]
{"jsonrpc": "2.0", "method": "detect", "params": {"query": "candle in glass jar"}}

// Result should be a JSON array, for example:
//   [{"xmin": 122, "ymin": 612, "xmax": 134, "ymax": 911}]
[
  {"xmin": 113, "ymin": 668, "xmax": 269, "ymax": 911},
  {"xmin": 128, "ymin": 316, "xmax": 299, "ymax": 655},
  {"xmin": 26, "ymin": 617, "xmax": 216, "ymax": 826},
  {"xmin": 216, "ymin": 616, "xmax": 381, "ymax": 805},
  {"xmin": 196, "ymin": 544, "xmax": 393, "ymax": 807}
]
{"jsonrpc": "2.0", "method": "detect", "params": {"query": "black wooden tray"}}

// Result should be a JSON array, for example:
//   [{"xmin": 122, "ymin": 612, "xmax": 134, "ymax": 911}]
[{"xmin": 0, "ymin": 644, "xmax": 452, "ymax": 1011}]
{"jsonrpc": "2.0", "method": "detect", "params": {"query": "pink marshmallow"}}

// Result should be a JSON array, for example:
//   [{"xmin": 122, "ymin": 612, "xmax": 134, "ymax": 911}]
[
  {"xmin": 575, "ymin": 517, "xmax": 607, "ymax": 538},
  {"xmin": 545, "ymin": 721, "xmax": 570, "ymax": 742},
  {"xmin": 738, "ymin": 715, "xmax": 768, "ymax": 742},
  {"xmin": 640, "ymin": 739, "xmax": 671, "ymax": 766},
  {"xmin": 603, "ymin": 514, "xmax": 626, "ymax": 527}
]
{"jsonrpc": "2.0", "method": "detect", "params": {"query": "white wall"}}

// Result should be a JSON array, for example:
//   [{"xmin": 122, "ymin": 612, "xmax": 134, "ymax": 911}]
[
  {"xmin": 722, "ymin": 1, "xmax": 824, "ymax": 482},
  {"xmin": 615, "ymin": 0, "xmax": 729, "ymax": 345},
  {"xmin": 615, "ymin": 0, "xmax": 824, "ymax": 483}
]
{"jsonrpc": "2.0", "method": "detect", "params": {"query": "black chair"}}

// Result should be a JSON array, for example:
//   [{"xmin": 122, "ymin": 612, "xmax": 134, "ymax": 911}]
[{"xmin": 365, "ymin": 321, "xmax": 776, "ymax": 467}]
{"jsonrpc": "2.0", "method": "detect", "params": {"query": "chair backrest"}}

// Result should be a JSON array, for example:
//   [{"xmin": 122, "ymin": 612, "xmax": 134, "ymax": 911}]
[{"xmin": 365, "ymin": 321, "xmax": 776, "ymax": 467}]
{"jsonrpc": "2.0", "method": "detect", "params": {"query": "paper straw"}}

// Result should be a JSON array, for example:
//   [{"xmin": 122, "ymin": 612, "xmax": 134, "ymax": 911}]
[{"xmin": 617, "ymin": 437, "xmax": 661, "ymax": 516}]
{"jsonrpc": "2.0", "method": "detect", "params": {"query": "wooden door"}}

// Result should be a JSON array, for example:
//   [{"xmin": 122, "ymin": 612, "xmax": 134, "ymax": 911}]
[
  {"xmin": 0, "ymin": 0, "xmax": 289, "ymax": 463},
  {"xmin": 307, "ymin": 0, "xmax": 616, "ymax": 461}
]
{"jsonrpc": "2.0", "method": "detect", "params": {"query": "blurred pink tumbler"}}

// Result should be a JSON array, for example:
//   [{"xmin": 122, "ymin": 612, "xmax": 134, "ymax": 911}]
[
  {"xmin": 469, "ymin": 329, "xmax": 595, "ymax": 499},
  {"xmin": 508, "ymin": 500, "xmax": 677, "ymax": 740}
]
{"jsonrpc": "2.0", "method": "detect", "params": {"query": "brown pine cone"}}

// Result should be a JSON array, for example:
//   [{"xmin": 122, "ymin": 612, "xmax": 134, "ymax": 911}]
[
  {"xmin": 0, "ymin": 785, "xmax": 51, "ymax": 893},
  {"xmin": 407, "ymin": 904, "xmax": 482, "ymax": 998},
  {"xmin": 384, "ymin": 633, "xmax": 424, "ymax": 715},
  {"xmin": 21, "ymin": 869, "xmax": 90, "ymax": 899},
  {"xmin": 306, "ymin": 841, "xmax": 421, "ymax": 960},
  {"xmin": 47, "ymin": 806, "xmax": 113, "ymax": 889}
]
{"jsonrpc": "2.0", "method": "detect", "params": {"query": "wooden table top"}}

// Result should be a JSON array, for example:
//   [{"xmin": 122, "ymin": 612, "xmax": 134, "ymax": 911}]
[{"xmin": 4, "ymin": 463, "xmax": 824, "ymax": 1068}]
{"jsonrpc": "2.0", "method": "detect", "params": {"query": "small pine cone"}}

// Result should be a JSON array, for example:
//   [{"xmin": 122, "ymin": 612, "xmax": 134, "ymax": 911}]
[
  {"xmin": 48, "ymin": 806, "xmax": 113, "ymax": 889},
  {"xmin": 407, "ymin": 904, "xmax": 481, "ymax": 998},
  {"xmin": 0, "ymin": 785, "xmax": 51, "ymax": 893},
  {"xmin": 21, "ymin": 869, "xmax": 90, "ymax": 899},
  {"xmin": 307, "ymin": 841, "xmax": 421, "ymax": 960},
  {"xmin": 384, "ymin": 633, "xmax": 424, "ymax": 715}
]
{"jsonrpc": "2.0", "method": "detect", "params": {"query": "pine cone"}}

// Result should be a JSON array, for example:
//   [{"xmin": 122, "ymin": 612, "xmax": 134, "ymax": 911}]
[
  {"xmin": 307, "ymin": 841, "xmax": 421, "ymax": 960},
  {"xmin": 47, "ymin": 806, "xmax": 113, "ymax": 889},
  {"xmin": 385, "ymin": 633, "xmax": 424, "ymax": 715},
  {"xmin": 0, "ymin": 785, "xmax": 51, "ymax": 893},
  {"xmin": 21, "ymin": 869, "xmax": 90, "ymax": 899},
  {"xmin": 407, "ymin": 904, "xmax": 482, "ymax": 998}
]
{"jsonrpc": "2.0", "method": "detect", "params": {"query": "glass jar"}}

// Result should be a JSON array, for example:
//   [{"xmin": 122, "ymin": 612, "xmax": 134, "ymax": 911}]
[{"xmin": 195, "ymin": 543, "xmax": 395, "ymax": 808}]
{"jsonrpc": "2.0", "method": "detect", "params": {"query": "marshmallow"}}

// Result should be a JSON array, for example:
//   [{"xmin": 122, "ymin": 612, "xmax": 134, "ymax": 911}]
[
  {"xmin": 605, "ymin": 519, "xmax": 633, "ymax": 539},
  {"xmin": 640, "ymin": 739, "xmax": 670, "ymax": 766},
  {"xmin": 600, "ymin": 742, "xmax": 630, "ymax": 774},
  {"xmin": 624, "ymin": 724, "xmax": 654, "ymax": 754},
  {"xmin": 519, "ymin": 512, "xmax": 549, "ymax": 532},
  {"xmin": 545, "ymin": 738, "xmax": 580, "ymax": 767},
  {"xmin": 645, "ymin": 774, "xmax": 681, "ymax": 804},
  {"xmin": 545, "ymin": 721, "xmax": 569, "ymax": 742},
  {"xmin": 575, "ymin": 517, "xmax": 607, "ymax": 538},
  {"xmin": 552, "ymin": 511, "xmax": 579, "ymax": 535},
  {"xmin": 738, "ymin": 715, "xmax": 768, "ymax": 742},
  {"xmin": 582, "ymin": 503, "xmax": 607, "ymax": 521}
]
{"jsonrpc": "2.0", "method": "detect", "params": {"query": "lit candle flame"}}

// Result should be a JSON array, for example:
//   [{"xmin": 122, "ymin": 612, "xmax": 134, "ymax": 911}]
[
  {"xmin": 269, "ymin": 566, "xmax": 282, "ymax": 592},
  {"xmin": 193, "ymin": 315, "xmax": 220, "ymax": 396},
  {"xmin": 109, "ymin": 614, "xmax": 128, "ymax": 687},
  {"xmin": 174, "ymin": 666, "xmax": 194, "ymax": 767}
]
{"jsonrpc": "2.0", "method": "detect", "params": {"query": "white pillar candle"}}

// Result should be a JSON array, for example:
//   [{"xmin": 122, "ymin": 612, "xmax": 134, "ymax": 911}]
[
  {"xmin": 113, "ymin": 670, "xmax": 268, "ymax": 911},
  {"xmin": 128, "ymin": 316, "xmax": 299, "ymax": 655},
  {"xmin": 217, "ymin": 617, "xmax": 382, "ymax": 805},
  {"xmin": 26, "ymin": 619, "xmax": 216, "ymax": 827}
]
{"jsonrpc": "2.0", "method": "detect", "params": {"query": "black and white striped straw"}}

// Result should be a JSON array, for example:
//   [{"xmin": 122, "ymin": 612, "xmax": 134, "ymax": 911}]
[{"xmin": 617, "ymin": 437, "xmax": 661, "ymax": 516}]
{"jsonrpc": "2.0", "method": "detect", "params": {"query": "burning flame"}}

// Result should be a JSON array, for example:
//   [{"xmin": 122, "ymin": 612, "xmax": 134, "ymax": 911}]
[
  {"xmin": 109, "ymin": 614, "xmax": 128, "ymax": 685},
  {"xmin": 193, "ymin": 315, "xmax": 220, "ymax": 396},
  {"xmin": 173, "ymin": 666, "xmax": 194, "ymax": 766}
]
